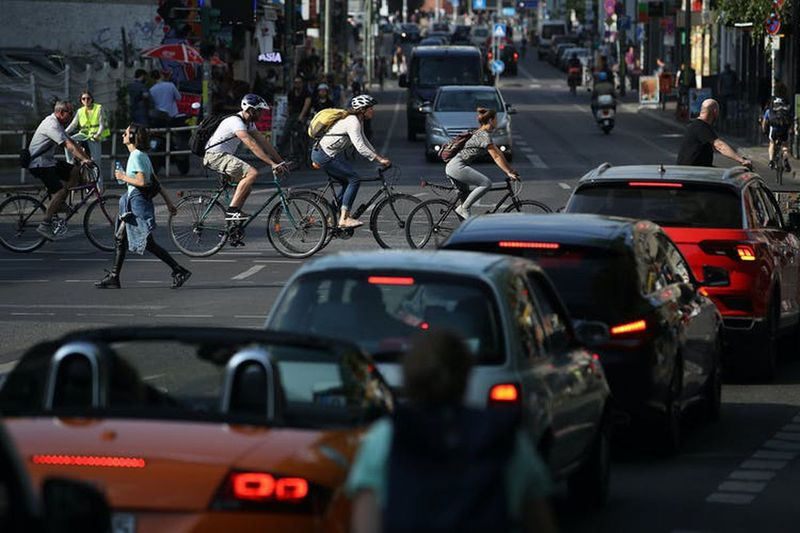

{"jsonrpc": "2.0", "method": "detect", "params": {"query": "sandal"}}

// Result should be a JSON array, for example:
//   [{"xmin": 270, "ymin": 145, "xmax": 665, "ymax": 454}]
[{"xmin": 339, "ymin": 218, "xmax": 364, "ymax": 228}]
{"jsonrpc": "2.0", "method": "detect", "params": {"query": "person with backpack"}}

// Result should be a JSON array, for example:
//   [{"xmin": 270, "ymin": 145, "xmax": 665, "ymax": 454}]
[
  {"xmin": 201, "ymin": 94, "xmax": 287, "ymax": 223},
  {"xmin": 310, "ymin": 94, "xmax": 390, "ymax": 229},
  {"xmin": 446, "ymin": 107, "xmax": 519, "ymax": 220},
  {"xmin": 346, "ymin": 330, "xmax": 557, "ymax": 533},
  {"xmin": 763, "ymin": 96, "xmax": 793, "ymax": 172}
]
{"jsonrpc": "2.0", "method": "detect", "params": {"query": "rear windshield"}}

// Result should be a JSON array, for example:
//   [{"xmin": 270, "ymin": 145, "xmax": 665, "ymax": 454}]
[
  {"xmin": 412, "ymin": 56, "xmax": 482, "ymax": 87},
  {"xmin": 448, "ymin": 244, "xmax": 638, "ymax": 324},
  {"xmin": 541, "ymin": 25, "xmax": 566, "ymax": 39},
  {"xmin": 568, "ymin": 183, "xmax": 743, "ymax": 228},
  {"xmin": 271, "ymin": 272, "xmax": 504, "ymax": 364}
]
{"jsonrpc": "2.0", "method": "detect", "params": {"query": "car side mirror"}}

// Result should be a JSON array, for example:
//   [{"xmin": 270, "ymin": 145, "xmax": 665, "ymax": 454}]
[
  {"xmin": 700, "ymin": 265, "xmax": 730, "ymax": 287},
  {"xmin": 398, "ymin": 74, "xmax": 408, "ymax": 88},
  {"xmin": 41, "ymin": 477, "xmax": 112, "ymax": 533},
  {"xmin": 573, "ymin": 320, "xmax": 609, "ymax": 347},
  {"xmin": 419, "ymin": 103, "xmax": 432, "ymax": 114},
  {"xmin": 505, "ymin": 103, "xmax": 517, "ymax": 114}
]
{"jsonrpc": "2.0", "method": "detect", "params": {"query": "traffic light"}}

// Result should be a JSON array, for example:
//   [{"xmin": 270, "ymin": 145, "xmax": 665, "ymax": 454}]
[{"xmin": 201, "ymin": 7, "xmax": 221, "ymax": 35}]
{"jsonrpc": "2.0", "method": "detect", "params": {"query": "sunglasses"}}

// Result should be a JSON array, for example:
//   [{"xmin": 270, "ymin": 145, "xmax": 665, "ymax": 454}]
[{"xmin": 81, "ymin": 96, "xmax": 92, "ymax": 101}]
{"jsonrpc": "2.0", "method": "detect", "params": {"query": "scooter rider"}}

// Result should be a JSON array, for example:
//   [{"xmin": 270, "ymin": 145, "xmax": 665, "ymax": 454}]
[{"xmin": 591, "ymin": 71, "xmax": 616, "ymax": 115}]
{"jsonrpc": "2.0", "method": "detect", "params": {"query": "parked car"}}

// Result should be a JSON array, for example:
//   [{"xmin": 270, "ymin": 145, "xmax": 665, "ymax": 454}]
[
  {"xmin": 421, "ymin": 85, "xmax": 514, "ymax": 161},
  {"xmin": 442, "ymin": 213, "xmax": 724, "ymax": 452},
  {"xmin": 0, "ymin": 327, "xmax": 394, "ymax": 532},
  {"xmin": 565, "ymin": 164, "xmax": 800, "ymax": 380},
  {"xmin": 267, "ymin": 250, "xmax": 613, "ymax": 506},
  {"xmin": 399, "ymin": 46, "xmax": 485, "ymax": 141}
]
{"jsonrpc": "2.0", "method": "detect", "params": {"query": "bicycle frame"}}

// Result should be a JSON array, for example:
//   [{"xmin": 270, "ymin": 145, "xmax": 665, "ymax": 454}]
[
  {"xmin": 313, "ymin": 168, "xmax": 393, "ymax": 219},
  {"xmin": 194, "ymin": 175, "xmax": 299, "ymax": 231},
  {"xmin": 15, "ymin": 181, "xmax": 104, "ymax": 229},
  {"xmin": 424, "ymin": 178, "xmax": 522, "ymax": 215}
]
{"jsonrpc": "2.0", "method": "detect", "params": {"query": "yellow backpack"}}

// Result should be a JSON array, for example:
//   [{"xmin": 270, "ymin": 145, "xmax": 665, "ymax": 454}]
[{"xmin": 307, "ymin": 108, "xmax": 349, "ymax": 140}]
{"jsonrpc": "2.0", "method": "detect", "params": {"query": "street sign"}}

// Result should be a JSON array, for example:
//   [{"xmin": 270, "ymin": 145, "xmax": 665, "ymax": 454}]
[
  {"xmin": 765, "ymin": 14, "xmax": 781, "ymax": 35},
  {"xmin": 473, "ymin": 0, "xmax": 486, "ymax": 9},
  {"xmin": 490, "ymin": 59, "xmax": 505, "ymax": 74},
  {"xmin": 502, "ymin": 7, "xmax": 516, "ymax": 16},
  {"xmin": 493, "ymin": 23, "xmax": 507, "ymax": 38}
]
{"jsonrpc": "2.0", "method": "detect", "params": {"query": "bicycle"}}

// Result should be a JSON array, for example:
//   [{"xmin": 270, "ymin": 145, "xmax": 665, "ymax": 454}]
[
  {"xmin": 168, "ymin": 168, "xmax": 327, "ymax": 259},
  {"xmin": 294, "ymin": 165, "xmax": 420, "ymax": 249},
  {"xmin": 771, "ymin": 137, "xmax": 791, "ymax": 186},
  {"xmin": 405, "ymin": 177, "xmax": 552, "ymax": 249},
  {"xmin": 0, "ymin": 164, "xmax": 119, "ymax": 253}
]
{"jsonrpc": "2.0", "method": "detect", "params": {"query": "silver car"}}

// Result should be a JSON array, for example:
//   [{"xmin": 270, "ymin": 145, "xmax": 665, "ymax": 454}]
[{"xmin": 421, "ymin": 85, "xmax": 515, "ymax": 162}]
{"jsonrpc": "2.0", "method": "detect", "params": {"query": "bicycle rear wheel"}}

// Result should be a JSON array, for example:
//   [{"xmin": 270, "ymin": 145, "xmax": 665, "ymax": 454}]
[
  {"xmin": 0, "ymin": 195, "xmax": 47, "ymax": 253},
  {"xmin": 293, "ymin": 190, "xmax": 337, "ymax": 248},
  {"xmin": 370, "ymin": 193, "xmax": 421, "ymax": 249},
  {"xmin": 405, "ymin": 199, "xmax": 461, "ymax": 249},
  {"xmin": 84, "ymin": 194, "xmax": 121, "ymax": 252},
  {"xmin": 266, "ymin": 194, "xmax": 328, "ymax": 258},
  {"xmin": 504, "ymin": 199, "xmax": 552, "ymax": 214},
  {"xmin": 169, "ymin": 194, "xmax": 228, "ymax": 257}
]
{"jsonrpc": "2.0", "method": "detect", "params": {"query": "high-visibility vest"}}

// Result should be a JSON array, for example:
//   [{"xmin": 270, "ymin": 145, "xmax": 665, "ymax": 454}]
[{"xmin": 78, "ymin": 104, "xmax": 109, "ymax": 140}]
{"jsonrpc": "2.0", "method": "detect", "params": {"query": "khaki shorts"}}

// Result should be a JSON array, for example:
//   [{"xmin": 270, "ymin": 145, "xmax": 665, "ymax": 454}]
[{"xmin": 203, "ymin": 151, "xmax": 254, "ymax": 181}]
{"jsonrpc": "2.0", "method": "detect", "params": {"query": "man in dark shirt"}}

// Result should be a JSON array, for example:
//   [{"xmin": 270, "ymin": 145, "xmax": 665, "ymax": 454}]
[
  {"xmin": 677, "ymin": 99, "xmax": 752, "ymax": 167},
  {"xmin": 280, "ymin": 76, "xmax": 312, "ymax": 153},
  {"xmin": 128, "ymin": 69, "xmax": 151, "ymax": 126}
]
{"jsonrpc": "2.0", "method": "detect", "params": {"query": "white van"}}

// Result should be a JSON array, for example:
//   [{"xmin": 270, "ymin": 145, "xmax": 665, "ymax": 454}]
[{"xmin": 537, "ymin": 20, "xmax": 567, "ymax": 59}]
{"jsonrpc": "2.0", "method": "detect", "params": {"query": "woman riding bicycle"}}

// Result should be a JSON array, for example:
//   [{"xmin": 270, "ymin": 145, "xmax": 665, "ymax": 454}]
[
  {"xmin": 448, "ymin": 107, "xmax": 519, "ymax": 219},
  {"xmin": 310, "ymin": 94, "xmax": 391, "ymax": 228}
]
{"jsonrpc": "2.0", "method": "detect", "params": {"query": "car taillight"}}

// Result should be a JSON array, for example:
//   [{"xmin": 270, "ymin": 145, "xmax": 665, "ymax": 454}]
[
  {"xmin": 31, "ymin": 454, "xmax": 146, "ymax": 468},
  {"xmin": 368, "ymin": 276, "xmax": 415, "ymax": 285},
  {"xmin": 699, "ymin": 240, "xmax": 759, "ymax": 262},
  {"xmin": 627, "ymin": 181, "xmax": 683, "ymax": 188},
  {"xmin": 213, "ymin": 470, "xmax": 324, "ymax": 512},
  {"xmin": 610, "ymin": 319, "xmax": 647, "ymax": 336},
  {"xmin": 498, "ymin": 241, "xmax": 560, "ymax": 249},
  {"xmin": 489, "ymin": 383, "xmax": 520, "ymax": 405},
  {"xmin": 736, "ymin": 244, "xmax": 756, "ymax": 261},
  {"xmin": 487, "ymin": 51, "xmax": 493, "ymax": 60},
  {"xmin": 513, "ymin": 52, "xmax": 519, "ymax": 60}
]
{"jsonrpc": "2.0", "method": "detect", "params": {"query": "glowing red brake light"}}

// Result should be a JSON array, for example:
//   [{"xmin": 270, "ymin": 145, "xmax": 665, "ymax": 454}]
[
  {"xmin": 489, "ymin": 383, "xmax": 520, "ymax": 403},
  {"xmin": 627, "ymin": 181, "xmax": 683, "ymax": 188},
  {"xmin": 736, "ymin": 245, "xmax": 756, "ymax": 261},
  {"xmin": 367, "ymin": 276, "xmax": 415, "ymax": 285},
  {"xmin": 31, "ymin": 454, "xmax": 146, "ymax": 468},
  {"xmin": 498, "ymin": 241, "xmax": 560, "ymax": 249},
  {"xmin": 513, "ymin": 52, "xmax": 519, "ymax": 60},
  {"xmin": 276, "ymin": 477, "xmax": 309, "ymax": 502},
  {"xmin": 610, "ymin": 319, "xmax": 647, "ymax": 335},
  {"xmin": 487, "ymin": 51, "xmax": 493, "ymax": 60},
  {"xmin": 232, "ymin": 472, "xmax": 276, "ymax": 500}
]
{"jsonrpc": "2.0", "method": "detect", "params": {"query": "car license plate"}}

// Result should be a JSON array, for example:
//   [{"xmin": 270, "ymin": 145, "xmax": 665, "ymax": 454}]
[{"xmin": 112, "ymin": 513, "xmax": 136, "ymax": 533}]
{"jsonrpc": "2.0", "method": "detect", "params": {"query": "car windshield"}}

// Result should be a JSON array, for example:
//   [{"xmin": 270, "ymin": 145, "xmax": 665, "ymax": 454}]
[
  {"xmin": 0, "ymin": 334, "xmax": 393, "ymax": 429},
  {"xmin": 568, "ymin": 183, "xmax": 743, "ymax": 228},
  {"xmin": 435, "ymin": 90, "xmax": 502, "ymax": 111},
  {"xmin": 270, "ymin": 272, "xmax": 505, "ymax": 364},
  {"xmin": 414, "ymin": 56, "xmax": 482, "ymax": 86},
  {"xmin": 541, "ymin": 25, "xmax": 565, "ymax": 39}
]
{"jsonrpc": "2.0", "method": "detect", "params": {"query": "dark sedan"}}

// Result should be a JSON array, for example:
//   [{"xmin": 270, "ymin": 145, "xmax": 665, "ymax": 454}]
[{"xmin": 443, "ymin": 214, "xmax": 725, "ymax": 453}]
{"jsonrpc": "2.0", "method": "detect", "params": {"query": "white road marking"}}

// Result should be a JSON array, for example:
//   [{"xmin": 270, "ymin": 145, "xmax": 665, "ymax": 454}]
[
  {"xmin": 526, "ymin": 155, "xmax": 548, "ymax": 168},
  {"xmin": 0, "ymin": 279, "xmax": 48, "ymax": 283},
  {"xmin": 154, "ymin": 314, "xmax": 214, "ymax": 318},
  {"xmin": 232, "ymin": 265, "xmax": 265, "ymax": 280},
  {"xmin": 0, "ymin": 304, "xmax": 165, "ymax": 310},
  {"xmin": 740, "ymin": 459, "xmax": 788, "ymax": 470},
  {"xmin": 188, "ymin": 259, "xmax": 236, "ymax": 263},
  {"xmin": 0, "ymin": 361, "xmax": 18, "ymax": 373},
  {"xmin": 65, "ymin": 280, "xmax": 97, "ymax": 283},
  {"xmin": 520, "ymin": 147, "xmax": 535, "ymax": 153},
  {"xmin": 660, "ymin": 133, "xmax": 684, "ymax": 138},
  {"xmin": 11, "ymin": 312, "xmax": 55, "ymax": 316},
  {"xmin": 381, "ymin": 91, "xmax": 403, "ymax": 155},
  {"xmin": 752, "ymin": 450, "xmax": 796, "ymax": 460},
  {"xmin": 763, "ymin": 439, "xmax": 800, "ymax": 451},
  {"xmin": 137, "ymin": 281, "xmax": 164, "ymax": 284},
  {"xmin": 58, "ymin": 258, "xmax": 106, "ymax": 262},
  {"xmin": 717, "ymin": 481, "xmax": 767, "ymax": 493},
  {"xmin": 727, "ymin": 470, "xmax": 776, "ymax": 481},
  {"xmin": 143, "ymin": 374, "xmax": 166, "ymax": 381},
  {"xmin": 774, "ymin": 431, "xmax": 800, "ymax": 441},
  {"xmin": 706, "ymin": 493, "xmax": 755, "ymax": 505},
  {"xmin": 558, "ymin": 182, "xmax": 571, "ymax": 189},
  {"xmin": 413, "ymin": 192, "xmax": 428, "ymax": 198},
  {"xmin": 0, "ymin": 258, "xmax": 44, "ymax": 261},
  {"xmin": 253, "ymin": 259, "xmax": 303, "ymax": 264},
  {"xmin": 234, "ymin": 315, "xmax": 268, "ymax": 319},
  {"xmin": 75, "ymin": 313, "xmax": 135, "ymax": 317},
  {"xmin": 783, "ymin": 424, "xmax": 800, "ymax": 431},
  {"xmin": 529, "ymin": 84, "xmax": 542, "ymax": 88}
]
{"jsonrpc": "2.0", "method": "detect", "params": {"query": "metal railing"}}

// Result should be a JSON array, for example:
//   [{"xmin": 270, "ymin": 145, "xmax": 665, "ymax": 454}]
[{"xmin": 0, "ymin": 125, "xmax": 198, "ymax": 185}]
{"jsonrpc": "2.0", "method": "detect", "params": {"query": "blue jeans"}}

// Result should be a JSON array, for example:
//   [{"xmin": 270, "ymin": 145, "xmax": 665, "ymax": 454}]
[{"xmin": 311, "ymin": 147, "xmax": 361, "ymax": 211}]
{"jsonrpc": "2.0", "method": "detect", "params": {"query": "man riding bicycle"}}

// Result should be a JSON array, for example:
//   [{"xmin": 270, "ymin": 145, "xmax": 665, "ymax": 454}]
[
  {"xmin": 310, "ymin": 94, "xmax": 391, "ymax": 228},
  {"xmin": 203, "ymin": 94, "xmax": 287, "ymax": 226},
  {"xmin": 763, "ymin": 97, "xmax": 793, "ymax": 173},
  {"xmin": 28, "ymin": 100, "xmax": 94, "ymax": 240}
]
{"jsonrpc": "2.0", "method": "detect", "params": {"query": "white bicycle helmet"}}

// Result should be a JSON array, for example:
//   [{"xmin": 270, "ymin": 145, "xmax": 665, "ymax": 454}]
[
  {"xmin": 241, "ymin": 93, "xmax": 269, "ymax": 112},
  {"xmin": 317, "ymin": 83, "xmax": 330, "ymax": 91},
  {"xmin": 350, "ymin": 94, "xmax": 377, "ymax": 111}
]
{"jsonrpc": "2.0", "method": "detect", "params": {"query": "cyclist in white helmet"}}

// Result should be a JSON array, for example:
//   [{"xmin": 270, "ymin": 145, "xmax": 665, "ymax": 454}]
[
  {"xmin": 204, "ymin": 93, "xmax": 287, "ymax": 222},
  {"xmin": 311, "ymin": 94, "xmax": 391, "ymax": 228}
]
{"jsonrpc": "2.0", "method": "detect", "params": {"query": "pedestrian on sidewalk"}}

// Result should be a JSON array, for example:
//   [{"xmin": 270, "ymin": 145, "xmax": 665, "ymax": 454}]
[
  {"xmin": 96, "ymin": 124, "xmax": 191, "ymax": 289},
  {"xmin": 346, "ymin": 329, "xmax": 557, "ymax": 533},
  {"xmin": 65, "ymin": 90, "xmax": 108, "ymax": 190},
  {"xmin": 676, "ymin": 99, "xmax": 752, "ymax": 168}
]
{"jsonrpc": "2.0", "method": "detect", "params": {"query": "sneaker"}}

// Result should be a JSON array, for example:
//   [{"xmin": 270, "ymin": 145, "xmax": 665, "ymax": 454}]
[
  {"xmin": 454, "ymin": 204, "xmax": 471, "ymax": 219},
  {"xmin": 338, "ymin": 217, "xmax": 364, "ymax": 228},
  {"xmin": 36, "ymin": 222, "xmax": 55, "ymax": 241},
  {"xmin": 225, "ymin": 210, "xmax": 250, "ymax": 222},
  {"xmin": 784, "ymin": 158, "xmax": 792, "ymax": 173},
  {"xmin": 172, "ymin": 268, "xmax": 192, "ymax": 288},
  {"xmin": 95, "ymin": 270, "xmax": 121, "ymax": 289},
  {"xmin": 50, "ymin": 217, "xmax": 68, "ymax": 239}
]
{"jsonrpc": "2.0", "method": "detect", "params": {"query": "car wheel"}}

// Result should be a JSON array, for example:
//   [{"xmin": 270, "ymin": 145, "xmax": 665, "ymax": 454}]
[
  {"xmin": 754, "ymin": 297, "xmax": 779, "ymax": 382},
  {"xmin": 701, "ymin": 337, "xmax": 722, "ymax": 423},
  {"xmin": 567, "ymin": 411, "xmax": 610, "ymax": 508}
]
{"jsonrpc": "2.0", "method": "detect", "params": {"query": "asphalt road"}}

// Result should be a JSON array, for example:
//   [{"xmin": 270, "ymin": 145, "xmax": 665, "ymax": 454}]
[{"xmin": 1, "ymin": 52, "xmax": 799, "ymax": 532}]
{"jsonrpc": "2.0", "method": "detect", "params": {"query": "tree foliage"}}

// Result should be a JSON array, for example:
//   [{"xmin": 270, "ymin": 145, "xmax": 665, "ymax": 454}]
[{"xmin": 716, "ymin": 0, "xmax": 793, "ymax": 43}]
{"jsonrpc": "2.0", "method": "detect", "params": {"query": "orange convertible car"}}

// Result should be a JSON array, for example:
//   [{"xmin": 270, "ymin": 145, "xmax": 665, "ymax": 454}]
[{"xmin": 0, "ymin": 327, "xmax": 394, "ymax": 533}]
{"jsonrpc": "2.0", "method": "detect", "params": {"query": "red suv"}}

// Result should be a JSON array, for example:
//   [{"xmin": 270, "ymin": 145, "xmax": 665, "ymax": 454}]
[{"xmin": 565, "ymin": 164, "xmax": 800, "ymax": 380}]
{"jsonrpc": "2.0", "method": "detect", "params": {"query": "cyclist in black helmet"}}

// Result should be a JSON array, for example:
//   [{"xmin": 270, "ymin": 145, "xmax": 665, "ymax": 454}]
[{"xmin": 203, "ymin": 93, "xmax": 287, "ymax": 222}]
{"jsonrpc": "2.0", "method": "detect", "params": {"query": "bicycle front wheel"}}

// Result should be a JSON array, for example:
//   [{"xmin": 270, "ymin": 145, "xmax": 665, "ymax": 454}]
[
  {"xmin": 370, "ymin": 193, "xmax": 421, "ymax": 249},
  {"xmin": 169, "ymin": 194, "xmax": 228, "ymax": 257},
  {"xmin": 0, "ymin": 195, "xmax": 47, "ymax": 253},
  {"xmin": 405, "ymin": 199, "xmax": 461, "ymax": 249},
  {"xmin": 84, "ymin": 194, "xmax": 121, "ymax": 252},
  {"xmin": 267, "ymin": 194, "xmax": 328, "ymax": 258},
  {"xmin": 504, "ymin": 199, "xmax": 552, "ymax": 214}
]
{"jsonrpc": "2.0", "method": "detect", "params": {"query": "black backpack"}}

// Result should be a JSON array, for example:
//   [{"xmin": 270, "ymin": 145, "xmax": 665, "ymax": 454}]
[
  {"xmin": 189, "ymin": 113, "xmax": 238, "ymax": 157},
  {"xmin": 438, "ymin": 130, "xmax": 474, "ymax": 162},
  {"xmin": 769, "ymin": 106, "xmax": 792, "ymax": 130},
  {"xmin": 384, "ymin": 405, "xmax": 518, "ymax": 533}
]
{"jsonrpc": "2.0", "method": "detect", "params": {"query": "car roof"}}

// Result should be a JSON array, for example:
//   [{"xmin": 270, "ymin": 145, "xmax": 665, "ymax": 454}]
[
  {"xmin": 411, "ymin": 45, "xmax": 481, "ymax": 57},
  {"xmin": 576, "ymin": 163, "xmax": 758, "ymax": 191},
  {"xmin": 291, "ymin": 250, "xmax": 526, "ymax": 278},
  {"xmin": 437, "ymin": 85, "xmax": 497, "ymax": 93},
  {"xmin": 447, "ymin": 213, "xmax": 646, "ymax": 252}
]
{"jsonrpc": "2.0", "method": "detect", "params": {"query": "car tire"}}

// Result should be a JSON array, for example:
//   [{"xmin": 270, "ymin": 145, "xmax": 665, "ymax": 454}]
[
  {"xmin": 701, "ymin": 337, "xmax": 723, "ymax": 423},
  {"xmin": 754, "ymin": 297, "xmax": 779, "ymax": 382},
  {"xmin": 567, "ymin": 411, "xmax": 611, "ymax": 508}
]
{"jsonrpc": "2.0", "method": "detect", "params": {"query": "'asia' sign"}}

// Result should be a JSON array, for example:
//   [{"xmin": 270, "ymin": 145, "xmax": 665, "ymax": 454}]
[{"xmin": 258, "ymin": 52, "xmax": 283, "ymax": 63}]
